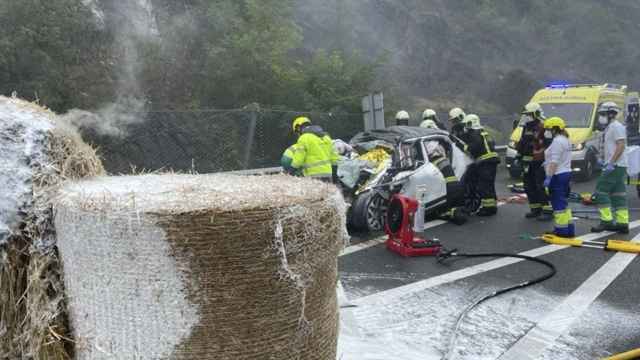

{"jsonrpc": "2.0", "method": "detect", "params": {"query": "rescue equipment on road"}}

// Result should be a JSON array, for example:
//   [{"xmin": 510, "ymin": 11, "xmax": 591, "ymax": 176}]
[
  {"xmin": 385, "ymin": 194, "xmax": 442, "ymax": 257},
  {"xmin": 540, "ymin": 233, "xmax": 640, "ymax": 254}
]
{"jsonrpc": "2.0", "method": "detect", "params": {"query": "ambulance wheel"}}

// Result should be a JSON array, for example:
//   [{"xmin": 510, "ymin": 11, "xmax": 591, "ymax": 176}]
[{"xmin": 576, "ymin": 153, "xmax": 596, "ymax": 182}]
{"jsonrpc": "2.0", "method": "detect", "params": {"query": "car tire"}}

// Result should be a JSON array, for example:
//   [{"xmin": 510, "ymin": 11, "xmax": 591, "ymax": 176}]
[{"xmin": 350, "ymin": 191, "xmax": 386, "ymax": 233}]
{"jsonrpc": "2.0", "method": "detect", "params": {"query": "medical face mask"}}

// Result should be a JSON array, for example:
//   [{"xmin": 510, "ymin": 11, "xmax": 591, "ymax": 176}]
[
  {"xmin": 544, "ymin": 130, "xmax": 553, "ymax": 139},
  {"xmin": 598, "ymin": 115, "xmax": 609, "ymax": 126}
]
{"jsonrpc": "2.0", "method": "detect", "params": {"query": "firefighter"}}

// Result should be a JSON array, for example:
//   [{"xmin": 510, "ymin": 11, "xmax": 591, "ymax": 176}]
[
  {"xmin": 420, "ymin": 119, "xmax": 439, "ymax": 130},
  {"xmin": 290, "ymin": 117, "xmax": 339, "ymax": 182},
  {"xmin": 517, "ymin": 102, "xmax": 553, "ymax": 221},
  {"xmin": 591, "ymin": 102, "xmax": 630, "ymax": 234},
  {"xmin": 448, "ymin": 108, "xmax": 467, "ymax": 137},
  {"xmin": 465, "ymin": 114, "xmax": 483, "ymax": 130},
  {"xmin": 454, "ymin": 114, "xmax": 500, "ymax": 216},
  {"xmin": 422, "ymin": 109, "xmax": 446, "ymax": 130},
  {"xmin": 425, "ymin": 140, "xmax": 467, "ymax": 225},
  {"xmin": 543, "ymin": 117, "xmax": 575, "ymax": 238},
  {"xmin": 396, "ymin": 110, "xmax": 411, "ymax": 126}
]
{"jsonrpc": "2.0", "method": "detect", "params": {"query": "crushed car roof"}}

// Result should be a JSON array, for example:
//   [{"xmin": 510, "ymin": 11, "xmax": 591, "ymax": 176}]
[{"xmin": 349, "ymin": 126, "xmax": 449, "ymax": 146}]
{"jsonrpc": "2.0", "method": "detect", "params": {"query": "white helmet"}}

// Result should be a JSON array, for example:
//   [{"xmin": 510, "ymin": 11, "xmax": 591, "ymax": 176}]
[
  {"xmin": 598, "ymin": 101, "xmax": 621, "ymax": 115},
  {"xmin": 464, "ymin": 114, "xmax": 482, "ymax": 130},
  {"xmin": 420, "ymin": 119, "xmax": 438, "ymax": 129},
  {"xmin": 422, "ymin": 109, "xmax": 437, "ymax": 120},
  {"xmin": 449, "ymin": 108, "xmax": 466, "ymax": 123},
  {"xmin": 522, "ymin": 102, "xmax": 545, "ymax": 118},
  {"xmin": 396, "ymin": 110, "xmax": 410, "ymax": 119}
]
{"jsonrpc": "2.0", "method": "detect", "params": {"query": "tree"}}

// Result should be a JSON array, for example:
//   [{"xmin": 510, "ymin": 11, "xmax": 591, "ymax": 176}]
[{"xmin": 0, "ymin": 0, "xmax": 113, "ymax": 111}]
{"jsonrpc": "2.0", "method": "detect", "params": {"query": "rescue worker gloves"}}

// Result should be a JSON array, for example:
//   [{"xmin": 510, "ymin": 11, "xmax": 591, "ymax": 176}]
[{"xmin": 293, "ymin": 116, "xmax": 311, "ymax": 132}]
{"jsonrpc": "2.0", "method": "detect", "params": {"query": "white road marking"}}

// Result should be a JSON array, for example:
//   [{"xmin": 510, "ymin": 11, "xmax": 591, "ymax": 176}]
[
  {"xmin": 340, "ymin": 220, "xmax": 447, "ymax": 256},
  {"xmin": 351, "ymin": 220, "xmax": 640, "ymax": 305},
  {"xmin": 498, "ymin": 233, "xmax": 640, "ymax": 360}
]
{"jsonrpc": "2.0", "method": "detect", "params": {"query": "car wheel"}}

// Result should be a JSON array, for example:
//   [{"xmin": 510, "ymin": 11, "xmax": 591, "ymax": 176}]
[
  {"xmin": 349, "ymin": 192, "xmax": 387, "ymax": 233},
  {"xmin": 365, "ymin": 193, "xmax": 387, "ymax": 232}
]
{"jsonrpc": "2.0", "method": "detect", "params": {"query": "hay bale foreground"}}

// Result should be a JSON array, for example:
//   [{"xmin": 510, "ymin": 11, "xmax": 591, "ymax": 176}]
[
  {"xmin": 0, "ymin": 96, "xmax": 104, "ymax": 358},
  {"xmin": 55, "ymin": 174, "xmax": 347, "ymax": 359}
]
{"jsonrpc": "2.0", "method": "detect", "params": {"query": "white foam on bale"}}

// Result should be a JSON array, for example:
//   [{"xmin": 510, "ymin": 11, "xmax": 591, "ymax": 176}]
[
  {"xmin": 0, "ymin": 96, "xmax": 54, "ymax": 245},
  {"xmin": 56, "ymin": 174, "xmax": 347, "ymax": 359},
  {"xmin": 56, "ymin": 205, "xmax": 198, "ymax": 359}
]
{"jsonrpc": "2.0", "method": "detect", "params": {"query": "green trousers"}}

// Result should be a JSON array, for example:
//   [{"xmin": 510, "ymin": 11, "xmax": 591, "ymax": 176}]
[{"xmin": 594, "ymin": 166, "xmax": 629, "ymax": 225}]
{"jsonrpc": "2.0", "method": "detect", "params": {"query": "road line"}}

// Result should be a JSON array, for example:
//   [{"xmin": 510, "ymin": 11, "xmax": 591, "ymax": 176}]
[
  {"xmin": 499, "ymin": 233, "xmax": 640, "ymax": 360},
  {"xmin": 340, "ymin": 220, "xmax": 447, "ymax": 256},
  {"xmin": 352, "ymin": 220, "xmax": 640, "ymax": 305}
]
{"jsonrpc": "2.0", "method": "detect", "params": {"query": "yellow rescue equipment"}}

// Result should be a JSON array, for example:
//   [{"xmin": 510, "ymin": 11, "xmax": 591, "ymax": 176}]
[{"xmin": 541, "ymin": 234, "xmax": 640, "ymax": 254}]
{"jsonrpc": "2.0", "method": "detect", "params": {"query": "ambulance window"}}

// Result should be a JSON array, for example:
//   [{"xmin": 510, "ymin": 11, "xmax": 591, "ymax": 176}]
[{"xmin": 539, "ymin": 103, "xmax": 594, "ymax": 128}]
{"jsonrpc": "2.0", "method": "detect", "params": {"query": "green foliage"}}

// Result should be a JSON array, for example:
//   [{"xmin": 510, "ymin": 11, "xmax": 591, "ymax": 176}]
[
  {"xmin": 0, "ymin": 0, "xmax": 114, "ymax": 111},
  {"xmin": 303, "ymin": 50, "xmax": 379, "ymax": 112}
]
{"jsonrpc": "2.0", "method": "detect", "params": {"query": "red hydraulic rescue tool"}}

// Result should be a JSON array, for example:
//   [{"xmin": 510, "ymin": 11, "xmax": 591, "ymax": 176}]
[{"xmin": 385, "ymin": 194, "xmax": 442, "ymax": 257}]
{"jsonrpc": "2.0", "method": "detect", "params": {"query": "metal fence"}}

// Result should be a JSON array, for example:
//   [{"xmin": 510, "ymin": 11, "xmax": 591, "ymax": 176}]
[{"xmin": 85, "ymin": 109, "xmax": 364, "ymax": 174}]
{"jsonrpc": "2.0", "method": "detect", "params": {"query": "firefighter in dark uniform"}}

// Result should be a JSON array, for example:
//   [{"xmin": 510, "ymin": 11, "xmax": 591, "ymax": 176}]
[
  {"xmin": 451, "ymin": 114, "xmax": 500, "ymax": 216},
  {"xmin": 424, "ymin": 140, "xmax": 467, "ymax": 225},
  {"xmin": 517, "ymin": 102, "xmax": 553, "ymax": 221}
]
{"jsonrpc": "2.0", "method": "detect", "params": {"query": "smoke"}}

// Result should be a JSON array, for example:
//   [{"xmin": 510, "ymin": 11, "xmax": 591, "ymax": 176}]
[{"xmin": 64, "ymin": 0, "xmax": 159, "ymax": 137}]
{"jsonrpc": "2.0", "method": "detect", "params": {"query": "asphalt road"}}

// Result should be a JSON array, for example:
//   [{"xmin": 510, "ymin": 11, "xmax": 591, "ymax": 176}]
[{"xmin": 338, "ymin": 167, "xmax": 640, "ymax": 360}]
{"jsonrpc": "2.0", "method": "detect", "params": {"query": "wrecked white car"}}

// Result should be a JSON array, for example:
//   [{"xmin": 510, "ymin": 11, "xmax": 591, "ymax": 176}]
[{"xmin": 338, "ymin": 126, "xmax": 477, "ymax": 232}]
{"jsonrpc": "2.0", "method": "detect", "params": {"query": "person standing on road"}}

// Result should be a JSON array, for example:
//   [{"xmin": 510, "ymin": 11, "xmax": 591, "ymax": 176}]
[
  {"xmin": 543, "ymin": 117, "xmax": 575, "ymax": 238},
  {"xmin": 451, "ymin": 114, "xmax": 500, "ymax": 216},
  {"xmin": 517, "ymin": 102, "xmax": 553, "ymax": 221},
  {"xmin": 290, "ymin": 116, "xmax": 339, "ymax": 183},
  {"xmin": 591, "ymin": 102, "xmax": 630, "ymax": 234}
]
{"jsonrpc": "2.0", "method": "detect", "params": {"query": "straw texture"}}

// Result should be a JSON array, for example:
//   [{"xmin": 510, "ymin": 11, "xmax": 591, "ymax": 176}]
[
  {"xmin": 0, "ymin": 96, "xmax": 104, "ymax": 359},
  {"xmin": 55, "ymin": 174, "xmax": 346, "ymax": 359}
]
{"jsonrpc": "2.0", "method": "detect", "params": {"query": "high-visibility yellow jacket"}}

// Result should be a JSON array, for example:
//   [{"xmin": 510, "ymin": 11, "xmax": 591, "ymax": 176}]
[
  {"xmin": 281, "ymin": 145, "xmax": 301, "ymax": 175},
  {"xmin": 291, "ymin": 126, "xmax": 338, "ymax": 177}
]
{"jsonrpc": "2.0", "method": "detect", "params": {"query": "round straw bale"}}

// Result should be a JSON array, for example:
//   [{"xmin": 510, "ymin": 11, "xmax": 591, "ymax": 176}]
[
  {"xmin": 0, "ymin": 95, "xmax": 104, "ymax": 358},
  {"xmin": 55, "ymin": 174, "xmax": 347, "ymax": 359}
]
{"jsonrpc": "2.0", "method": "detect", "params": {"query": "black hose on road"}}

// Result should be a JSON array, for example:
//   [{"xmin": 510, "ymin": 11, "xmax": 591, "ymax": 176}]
[{"xmin": 436, "ymin": 249, "xmax": 557, "ymax": 360}]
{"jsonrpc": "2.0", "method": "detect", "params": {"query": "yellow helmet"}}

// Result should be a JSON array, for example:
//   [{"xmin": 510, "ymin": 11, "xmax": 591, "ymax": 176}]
[
  {"xmin": 544, "ymin": 117, "xmax": 566, "ymax": 130},
  {"xmin": 292, "ymin": 116, "xmax": 311, "ymax": 131}
]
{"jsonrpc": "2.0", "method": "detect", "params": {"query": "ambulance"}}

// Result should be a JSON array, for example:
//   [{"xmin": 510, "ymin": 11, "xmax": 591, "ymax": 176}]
[{"xmin": 506, "ymin": 83, "xmax": 628, "ymax": 180}]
